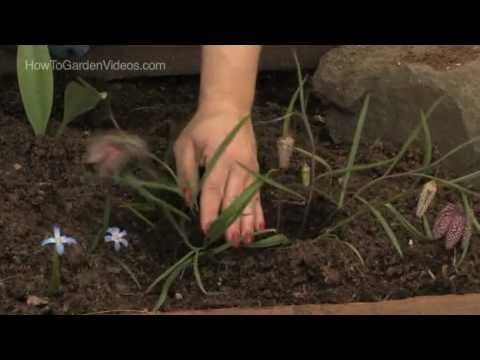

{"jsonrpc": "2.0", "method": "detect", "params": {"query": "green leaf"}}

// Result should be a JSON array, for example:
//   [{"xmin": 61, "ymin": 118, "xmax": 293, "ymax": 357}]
[
  {"xmin": 338, "ymin": 95, "xmax": 370, "ymax": 209},
  {"xmin": 385, "ymin": 203, "xmax": 429, "ymax": 241},
  {"xmin": 120, "ymin": 203, "xmax": 156, "ymax": 228},
  {"xmin": 128, "ymin": 177, "xmax": 182, "ymax": 196},
  {"xmin": 420, "ymin": 110, "xmax": 433, "ymax": 169},
  {"xmin": 200, "ymin": 115, "xmax": 251, "ymax": 192},
  {"xmin": 356, "ymin": 196, "xmax": 404, "ymax": 258},
  {"xmin": 337, "ymin": 240, "xmax": 366, "ymax": 268},
  {"xmin": 457, "ymin": 194, "xmax": 475, "ymax": 268},
  {"xmin": 57, "ymin": 78, "xmax": 107, "ymax": 137},
  {"xmin": 237, "ymin": 163, "xmax": 304, "ymax": 201},
  {"xmin": 384, "ymin": 96, "xmax": 445, "ymax": 176},
  {"xmin": 294, "ymin": 147, "xmax": 332, "ymax": 173},
  {"xmin": 206, "ymin": 178, "xmax": 264, "ymax": 245},
  {"xmin": 246, "ymin": 234, "xmax": 290, "ymax": 249},
  {"xmin": 109, "ymin": 255, "xmax": 142, "ymax": 290},
  {"xmin": 154, "ymin": 260, "xmax": 190, "ymax": 311},
  {"xmin": 422, "ymin": 216, "xmax": 433, "ymax": 241},
  {"xmin": 17, "ymin": 45, "xmax": 54, "ymax": 136},
  {"xmin": 283, "ymin": 76, "xmax": 308, "ymax": 137},
  {"xmin": 193, "ymin": 251, "xmax": 209, "ymax": 295},
  {"xmin": 161, "ymin": 207, "xmax": 199, "ymax": 252},
  {"xmin": 146, "ymin": 250, "xmax": 195, "ymax": 294},
  {"xmin": 122, "ymin": 176, "xmax": 189, "ymax": 221},
  {"xmin": 89, "ymin": 194, "xmax": 112, "ymax": 253},
  {"xmin": 316, "ymin": 158, "xmax": 394, "ymax": 181}
]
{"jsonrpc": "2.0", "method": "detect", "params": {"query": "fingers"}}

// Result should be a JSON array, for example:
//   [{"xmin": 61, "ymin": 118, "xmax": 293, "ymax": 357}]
[
  {"xmin": 200, "ymin": 166, "xmax": 228, "ymax": 235},
  {"xmin": 174, "ymin": 141, "xmax": 199, "ymax": 207},
  {"xmin": 222, "ymin": 169, "xmax": 246, "ymax": 247},
  {"xmin": 222, "ymin": 168, "xmax": 265, "ymax": 248},
  {"xmin": 240, "ymin": 185, "xmax": 265, "ymax": 246}
]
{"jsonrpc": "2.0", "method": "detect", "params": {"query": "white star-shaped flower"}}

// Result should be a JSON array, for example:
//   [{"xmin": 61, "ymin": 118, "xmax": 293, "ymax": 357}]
[
  {"xmin": 41, "ymin": 225, "xmax": 77, "ymax": 256},
  {"xmin": 105, "ymin": 227, "xmax": 128, "ymax": 251}
]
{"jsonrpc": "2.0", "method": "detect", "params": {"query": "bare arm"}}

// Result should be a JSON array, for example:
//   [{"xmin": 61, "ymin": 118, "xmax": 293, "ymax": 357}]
[
  {"xmin": 175, "ymin": 45, "xmax": 265, "ymax": 247},
  {"xmin": 198, "ymin": 45, "xmax": 262, "ymax": 115}
]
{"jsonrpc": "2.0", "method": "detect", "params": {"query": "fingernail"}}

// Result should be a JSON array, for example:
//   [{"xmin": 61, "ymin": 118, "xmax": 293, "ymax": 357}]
[
  {"xmin": 230, "ymin": 231, "xmax": 240, "ymax": 248},
  {"xmin": 244, "ymin": 233, "xmax": 254, "ymax": 245},
  {"xmin": 183, "ymin": 188, "xmax": 192, "ymax": 207},
  {"xmin": 202, "ymin": 221, "xmax": 212, "ymax": 235}
]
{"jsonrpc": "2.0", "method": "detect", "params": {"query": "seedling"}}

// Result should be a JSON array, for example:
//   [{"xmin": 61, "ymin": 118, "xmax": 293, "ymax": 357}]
[
  {"xmin": 17, "ymin": 45, "xmax": 107, "ymax": 137},
  {"xmin": 41, "ymin": 225, "xmax": 77, "ymax": 295}
]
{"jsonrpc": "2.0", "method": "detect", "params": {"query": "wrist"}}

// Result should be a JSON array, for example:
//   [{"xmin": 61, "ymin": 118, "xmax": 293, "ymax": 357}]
[{"xmin": 196, "ymin": 98, "xmax": 252, "ymax": 119}]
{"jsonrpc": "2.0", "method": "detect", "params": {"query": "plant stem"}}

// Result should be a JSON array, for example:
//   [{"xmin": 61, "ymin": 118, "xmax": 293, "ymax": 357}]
[{"xmin": 48, "ymin": 248, "xmax": 61, "ymax": 296}]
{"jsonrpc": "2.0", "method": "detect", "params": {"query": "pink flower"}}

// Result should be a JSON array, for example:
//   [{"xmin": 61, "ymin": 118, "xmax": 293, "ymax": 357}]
[
  {"xmin": 84, "ymin": 130, "xmax": 149, "ymax": 178},
  {"xmin": 432, "ymin": 203, "xmax": 472, "ymax": 250}
]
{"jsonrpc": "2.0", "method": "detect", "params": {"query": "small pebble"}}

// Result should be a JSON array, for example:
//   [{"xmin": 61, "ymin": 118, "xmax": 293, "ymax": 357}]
[
  {"xmin": 13, "ymin": 163, "xmax": 22, "ymax": 171},
  {"xmin": 175, "ymin": 292, "xmax": 183, "ymax": 301},
  {"xmin": 26, "ymin": 295, "xmax": 49, "ymax": 307}
]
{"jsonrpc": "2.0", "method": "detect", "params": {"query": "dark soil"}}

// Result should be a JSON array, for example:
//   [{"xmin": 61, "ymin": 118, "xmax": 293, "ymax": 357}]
[{"xmin": 2, "ymin": 70, "xmax": 480, "ymax": 315}]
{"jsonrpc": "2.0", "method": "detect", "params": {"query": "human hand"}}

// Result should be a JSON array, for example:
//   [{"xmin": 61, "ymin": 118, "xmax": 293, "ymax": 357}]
[{"xmin": 174, "ymin": 106, "xmax": 265, "ymax": 247}]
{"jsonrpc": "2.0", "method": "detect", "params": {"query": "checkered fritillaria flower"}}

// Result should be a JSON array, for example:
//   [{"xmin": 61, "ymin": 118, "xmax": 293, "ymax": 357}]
[{"xmin": 432, "ymin": 203, "xmax": 472, "ymax": 250}]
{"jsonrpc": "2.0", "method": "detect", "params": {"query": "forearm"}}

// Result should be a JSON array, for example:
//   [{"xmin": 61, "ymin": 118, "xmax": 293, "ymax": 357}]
[{"xmin": 198, "ymin": 45, "xmax": 262, "ymax": 115}]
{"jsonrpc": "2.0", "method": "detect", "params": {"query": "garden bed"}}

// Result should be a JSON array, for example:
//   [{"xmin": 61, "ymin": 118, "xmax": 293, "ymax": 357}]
[{"xmin": 2, "ymin": 70, "xmax": 480, "ymax": 315}]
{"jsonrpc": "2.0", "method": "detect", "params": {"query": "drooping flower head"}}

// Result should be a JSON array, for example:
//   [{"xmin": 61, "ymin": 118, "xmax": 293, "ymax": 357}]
[
  {"xmin": 432, "ymin": 203, "xmax": 471, "ymax": 250},
  {"xmin": 85, "ymin": 130, "xmax": 150, "ymax": 178},
  {"xmin": 41, "ymin": 225, "xmax": 77, "ymax": 256},
  {"xmin": 416, "ymin": 180, "xmax": 438, "ymax": 218}
]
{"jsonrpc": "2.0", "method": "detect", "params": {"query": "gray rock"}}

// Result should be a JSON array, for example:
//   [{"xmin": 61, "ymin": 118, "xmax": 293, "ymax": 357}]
[{"xmin": 313, "ymin": 45, "xmax": 480, "ymax": 175}]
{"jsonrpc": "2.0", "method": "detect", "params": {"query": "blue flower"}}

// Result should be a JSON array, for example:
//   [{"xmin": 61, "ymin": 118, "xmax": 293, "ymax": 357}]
[
  {"xmin": 41, "ymin": 225, "xmax": 77, "ymax": 256},
  {"xmin": 105, "ymin": 227, "xmax": 128, "ymax": 252}
]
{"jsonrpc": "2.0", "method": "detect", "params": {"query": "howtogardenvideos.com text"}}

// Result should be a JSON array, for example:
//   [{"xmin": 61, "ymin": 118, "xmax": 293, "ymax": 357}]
[{"xmin": 23, "ymin": 59, "xmax": 167, "ymax": 72}]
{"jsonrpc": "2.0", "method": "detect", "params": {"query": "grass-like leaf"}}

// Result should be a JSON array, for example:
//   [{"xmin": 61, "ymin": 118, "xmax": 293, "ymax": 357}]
[
  {"xmin": 154, "ymin": 260, "xmax": 190, "ymax": 311},
  {"xmin": 161, "ymin": 207, "xmax": 199, "ymax": 252},
  {"xmin": 147, "ymin": 153, "xmax": 179, "ymax": 184},
  {"xmin": 146, "ymin": 250, "xmax": 195, "ymax": 294},
  {"xmin": 452, "ymin": 170, "xmax": 480, "ymax": 185},
  {"xmin": 89, "ymin": 193, "xmax": 112, "ymax": 253},
  {"xmin": 283, "ymin": 76, "xmax": 308, "ymax": 137},
  {"xmin": 127, "ymin": 176, "xmax": 182, "ymax": 196},
  {"xmin": 123, "ymin": 177, "xmax": 189, "ymax": 221},
  {"xmin": 385, "ymin": 203, "xmax": 429, "ymax": 241},
  {"xmin": 193, "ymin": 251, "xmax": 209, "ymax": 295},
  {"xmin": 295, "ymin": 147, "xmax": 333, "ymax": 173},
  {"xmin": 121, "ymin": 203, "xmax": 155, "ymax": 228},
  {"xmin": 456, "ymin": 194, "xmax": 475, "ymax": 268},
  {"xmin": 17, "ymin": 45, "xmax": 54, "ymax": 136},
  {"xmin": 420, "ymin": 110, "xmax": 433, "ymax": 169},
  {"xmin": 109, "ymin": 255, "xmax": 142, "ymax": 290},
  {"xmin": 337, "ymin": 240, "xmax": 366, "ymax": 268},
  {"xmin": 200, "ymin": 115, "xmax": 251, "ymax": 191},
  {"xmin": 338, "ymin": 95, "xmax": 371, "ymax": 209},
  {"xmin": 384, "ymin": 96, "xmax": 445, "ymax": 176},
  {"xmin": 206, "ymin": 177, "xmax": 264, "ymax": 246},
  {"xmin": 246, "ymin": 234, "xmax": 290, "ymax": 249},
  {"xmin": 422, "ymin": 216, "xmax": 433, "ymax": 241},
  {"xmin": 237, "ymin": 163, "xmax": 304, "ymax": 201},
  {"xmin": 316, "ymin": 158, "xmax": 394, "ymax": 181},
  {"xmin": 356, "ymin": 196, "xmax": 404, "ymax": 258}
]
